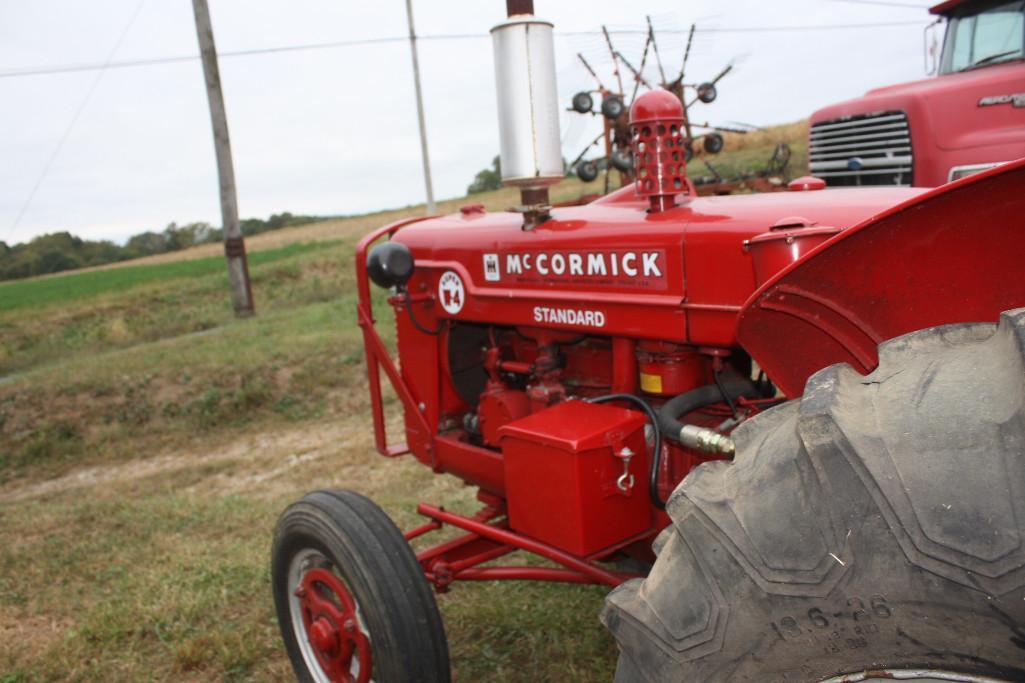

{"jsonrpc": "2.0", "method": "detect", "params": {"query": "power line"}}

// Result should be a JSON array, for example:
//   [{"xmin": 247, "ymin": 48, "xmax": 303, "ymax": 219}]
[
  {"xmin": 587, "ymin": 20, "xmax": 929, "ymax": 34},
  {"xmin": 0, "ymin": 21, "xmax": 929, "ymax": 80},
  {"xmin": 0, "ymin": 34, "xmax": 482, "ymax": 80},
  {"xmin": 826, "ymin": 0, "xmax": 932, "ymax": 8},
  {"xmin": 6, "ymin": 0, "xmax": 147, "ymax": 240}
]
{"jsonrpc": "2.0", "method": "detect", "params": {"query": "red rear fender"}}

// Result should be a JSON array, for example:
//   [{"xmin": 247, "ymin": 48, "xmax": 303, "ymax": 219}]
[{"xmin": 737, "ymin": 158, "xmax": 1025, "ymax": 397}]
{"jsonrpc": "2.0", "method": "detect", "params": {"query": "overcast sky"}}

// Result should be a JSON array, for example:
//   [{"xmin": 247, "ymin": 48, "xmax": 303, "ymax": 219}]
[{"xmin": 0, "ymin": 0, "xmax": 937, "ymax": 245}]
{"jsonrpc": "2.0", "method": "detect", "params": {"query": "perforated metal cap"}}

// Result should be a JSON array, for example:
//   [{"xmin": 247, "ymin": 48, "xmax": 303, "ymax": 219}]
[{"xmin": 629, "ymin": 90, "xmax": 687, "ymax": 212}]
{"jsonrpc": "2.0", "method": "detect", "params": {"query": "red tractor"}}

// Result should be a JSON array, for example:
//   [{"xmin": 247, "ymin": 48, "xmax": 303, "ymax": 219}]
[{"xmin": 271, "ymin": 3, "xmax": 1025, "ymax": 681}]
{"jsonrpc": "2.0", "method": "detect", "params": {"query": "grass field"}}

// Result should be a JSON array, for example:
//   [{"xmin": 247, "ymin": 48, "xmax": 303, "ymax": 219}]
[
  {"xmin": 0, "ymin": 128, "xmax": 807, "ymax": 682},
  {"xmin": 0, "ymin": 242, "xmax": 332, "ymax": 314}
]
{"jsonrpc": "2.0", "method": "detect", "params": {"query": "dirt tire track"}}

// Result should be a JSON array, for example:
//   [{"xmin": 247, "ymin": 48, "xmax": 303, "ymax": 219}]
[{"xmin": 0, "ymin": 419, "xmax": 366, "ymax": 504}]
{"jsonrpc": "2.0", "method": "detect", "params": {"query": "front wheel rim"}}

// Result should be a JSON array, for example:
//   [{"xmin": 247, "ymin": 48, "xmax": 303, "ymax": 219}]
[{"xmin": 288, "ymin": 548, "xmax": 373, "ymax": 683}]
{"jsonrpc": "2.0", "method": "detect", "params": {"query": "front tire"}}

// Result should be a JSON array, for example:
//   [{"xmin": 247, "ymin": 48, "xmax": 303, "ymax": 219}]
[
  {"xmin": 602, "ymin": 309, "xmax": 1025, "ymax": 682},
  {"xmin": 272, "ymin": 489, "xmax": 450, "ymax": 683}
]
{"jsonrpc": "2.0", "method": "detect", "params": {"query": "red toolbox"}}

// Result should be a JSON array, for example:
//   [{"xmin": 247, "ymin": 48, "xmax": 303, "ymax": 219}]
[{"xmin": 498, "ymin": 400, "xmax": 652, "ymax": 557}]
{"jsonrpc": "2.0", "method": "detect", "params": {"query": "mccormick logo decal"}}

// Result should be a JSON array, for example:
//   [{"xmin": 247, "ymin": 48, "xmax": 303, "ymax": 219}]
[
  {"xmin": 482, "ymin": 249, "xmax": 667, "ymax": 290},
  {"xmin": 438, "ymin": 271, "xmax": 465, "ymax": 314}
]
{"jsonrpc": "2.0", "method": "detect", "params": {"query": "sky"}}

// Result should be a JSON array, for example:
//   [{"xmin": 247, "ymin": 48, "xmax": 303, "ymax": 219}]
[{"xmin": 0, "ymin": 0, "xmax": 939, "ymax": 245}]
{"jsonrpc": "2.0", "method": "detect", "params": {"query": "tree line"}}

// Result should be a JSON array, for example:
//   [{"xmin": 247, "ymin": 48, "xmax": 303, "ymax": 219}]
[{"xmin": 0, "ymin": 212, "xmax": 324, "ymax": 281}]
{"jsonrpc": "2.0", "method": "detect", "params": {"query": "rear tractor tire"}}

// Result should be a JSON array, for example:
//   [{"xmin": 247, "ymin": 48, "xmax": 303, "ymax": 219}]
[
  {"xmin": 602, "ymin": 309, "xmax": 1025, "ymax": 682},
  {"xmin": 272, "ymin": 489, "xmax": 450, "ymax": 683}
]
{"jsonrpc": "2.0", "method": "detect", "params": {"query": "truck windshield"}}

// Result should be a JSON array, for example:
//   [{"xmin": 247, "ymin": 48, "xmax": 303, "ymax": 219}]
[{"xmin": 940, "ymin": 0, "xmax": 1025, "ymax": 73}]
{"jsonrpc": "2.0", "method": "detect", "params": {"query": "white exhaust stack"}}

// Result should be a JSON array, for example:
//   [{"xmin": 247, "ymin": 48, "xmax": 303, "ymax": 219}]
[{"xmin": 491, "ymin": 0, "xmax": 562, "ymax": 228}]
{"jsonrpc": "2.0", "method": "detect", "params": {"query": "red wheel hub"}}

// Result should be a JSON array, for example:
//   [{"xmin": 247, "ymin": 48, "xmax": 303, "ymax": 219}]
[
  {"xmin": 309, "ymin": 617, "xmax": 339, "ymax": 655},
  {"xmin": 295, "ymin": 567, "xmax": 372, "ymax": 683}
]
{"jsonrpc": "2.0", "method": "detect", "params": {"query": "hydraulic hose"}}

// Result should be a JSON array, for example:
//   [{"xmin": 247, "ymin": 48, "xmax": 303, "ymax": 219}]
[
  {"xmin": 644, "ymin": 375, "xmax": 770, "ymax": 509},
  {"xmin": 588, "ymin": 377, "xmax": 765, "ymax": 511},
  {"xmin": 656, "ymin": 375, "xmax": 761, "ymax": 442},
  {"xmin": 586, "ymin": 393, "xmax": 664, "ymax": 510}
]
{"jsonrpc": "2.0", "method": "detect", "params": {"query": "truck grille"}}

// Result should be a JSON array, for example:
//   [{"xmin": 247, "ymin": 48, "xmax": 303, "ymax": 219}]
[{"xmin": 809, "ymin": 111, "xmax": 912, "ymax": 186}]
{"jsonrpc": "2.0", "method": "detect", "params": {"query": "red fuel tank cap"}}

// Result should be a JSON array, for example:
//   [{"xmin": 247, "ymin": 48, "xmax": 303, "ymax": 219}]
[
  {"xmin": 459, "ymin": 203, "xmax": 486, "ymax": 216},
  {"xmin": 771, "ymin": 215, "xmax": 816, "ymax": 229},
  {"xmin": 788, "ymin": 176, "xmax": 827, "ymax": 191}
]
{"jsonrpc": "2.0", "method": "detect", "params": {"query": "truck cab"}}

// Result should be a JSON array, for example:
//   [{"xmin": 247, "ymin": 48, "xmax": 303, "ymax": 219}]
[{"xmin": 809, "ymin": 0, "xmax": 1024, "ymax": 187}]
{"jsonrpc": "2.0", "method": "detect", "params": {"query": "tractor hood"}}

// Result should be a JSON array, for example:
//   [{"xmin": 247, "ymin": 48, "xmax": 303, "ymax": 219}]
[{"xmin": 390, "ymin": 184, "xmax": 923, "ymax": 347}]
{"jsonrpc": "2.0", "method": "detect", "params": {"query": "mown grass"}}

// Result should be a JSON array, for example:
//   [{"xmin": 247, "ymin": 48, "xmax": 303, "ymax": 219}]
[
  {"xmin": 0, "ymin": 242, "xmax": 359, "ymax": 378},
  {"xmin": 0, "ymin": 241, "xmax": 331, "ymax": 314},
  {"xmin": 0, "ymin": 125, "xmax": 804, "ymax": 682},
  {"xmin": 0, "ymin": 297, "xmax": 371, "ymax": 481},
  {"xmin": 0, "ymin": 458, "xmax": 615, "ymax": 682}
]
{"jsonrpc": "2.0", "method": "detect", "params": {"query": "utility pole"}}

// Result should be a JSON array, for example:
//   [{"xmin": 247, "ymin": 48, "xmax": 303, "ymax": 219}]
[
  {"xmin": 404, "ymin": 0, "xmax": 437, "ymax": 215},
  {"xmin": 192, "ymin": 0, "xmax": 254, "ymax": 315}
]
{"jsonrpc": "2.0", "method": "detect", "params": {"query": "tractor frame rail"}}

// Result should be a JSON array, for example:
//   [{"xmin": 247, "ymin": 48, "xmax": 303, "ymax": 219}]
[{"xmin": 406, "ymin": 498, "xmax": 642, "ymax": 591}]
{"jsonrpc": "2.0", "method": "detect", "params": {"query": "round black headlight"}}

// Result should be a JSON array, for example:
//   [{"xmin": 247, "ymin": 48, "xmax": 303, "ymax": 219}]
[{"xmin": 367, "ymin": 241, "xmax": 414, "ymax": 289}]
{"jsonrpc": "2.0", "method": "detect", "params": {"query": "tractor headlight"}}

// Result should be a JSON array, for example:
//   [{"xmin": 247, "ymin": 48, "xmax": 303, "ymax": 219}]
[{"xmin": 367, "ymin": 242, "xmax": 414, "ymax": 289}]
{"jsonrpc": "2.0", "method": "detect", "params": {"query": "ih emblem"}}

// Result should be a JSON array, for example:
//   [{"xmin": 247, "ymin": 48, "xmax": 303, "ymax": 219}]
[
  {"xmin": 483, "ymin": 253, "xmax": 500, "ymax": 281},
  {"xmin": 438, "ymin": 271, "xmax": 465, "ymax": 314}
]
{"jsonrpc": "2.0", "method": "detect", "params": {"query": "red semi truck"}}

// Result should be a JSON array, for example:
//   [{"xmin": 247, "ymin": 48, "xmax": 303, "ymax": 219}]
[{"xmin": 810, "ymin": 0, "xmax": 1025, "ymax": 186}]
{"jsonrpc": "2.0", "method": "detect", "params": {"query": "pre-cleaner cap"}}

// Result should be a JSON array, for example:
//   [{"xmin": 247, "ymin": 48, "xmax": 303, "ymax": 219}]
[{"xmin": 630, "ymin": 89, "xmax": 688, "ymax": 212}]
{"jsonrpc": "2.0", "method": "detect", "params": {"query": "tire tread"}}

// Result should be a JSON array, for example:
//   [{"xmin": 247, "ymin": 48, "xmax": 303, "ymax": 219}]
[{"xmin": 602, "ymin": 308, "xmax": 1025, "ymax": 682}]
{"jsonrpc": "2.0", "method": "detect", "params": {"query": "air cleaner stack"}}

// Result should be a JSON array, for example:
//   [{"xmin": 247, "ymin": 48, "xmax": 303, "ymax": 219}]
[{"xmin": 491, "ymin": 0, "xmax": 563, "ymax": 228}]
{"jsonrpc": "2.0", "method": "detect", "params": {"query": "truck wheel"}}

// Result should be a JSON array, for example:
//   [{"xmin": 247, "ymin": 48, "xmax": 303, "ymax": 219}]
[
  {"xmin": 272, "ymin": 489, "xmax": 450, "ymax": 683},
  {"xmin": 602, "ymin": 309, "xmax": 1025, "ymax": 682}
]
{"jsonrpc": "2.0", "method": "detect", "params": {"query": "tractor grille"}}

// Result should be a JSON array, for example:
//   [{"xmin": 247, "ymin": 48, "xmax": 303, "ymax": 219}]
[{"xmin": 809, "ymin": 111, "xmax": 912, "ymax": 186}]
